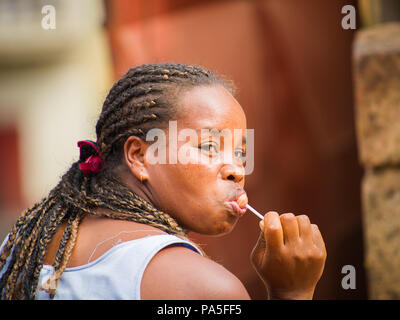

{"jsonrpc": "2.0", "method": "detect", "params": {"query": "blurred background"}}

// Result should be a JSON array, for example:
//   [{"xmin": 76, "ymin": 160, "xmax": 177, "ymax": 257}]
[{"xmin": 1, "ymin": 0, "xmax": 397, "ymax": 299}]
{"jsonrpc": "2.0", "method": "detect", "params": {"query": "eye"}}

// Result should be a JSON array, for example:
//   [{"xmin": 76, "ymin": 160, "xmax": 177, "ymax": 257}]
[
  {"xmin": 200, "ymin": 142, "xmax": 219, "ymax": 154},
  {"xmin": 234, "ymin": 149, "xmax": 246, "ymax": 159}
]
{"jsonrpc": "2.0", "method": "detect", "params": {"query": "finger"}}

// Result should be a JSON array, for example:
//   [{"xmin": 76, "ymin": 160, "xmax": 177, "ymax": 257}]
[
  {"xmin": 311, "ymin": 224, "xmax": 326, "ymax": 252},
  {"xmin": 264, "ymin": 211, "xmax": 284, "ymax": 250},
  {"xmin": 259, "ymin": 219, "xmax": 265, "ymax": 233},
  {"xmin": 296, "ymin": 215, "xmax": 312, "ymax": 243},
  {"xmin": 280, "ymin": 213, "xmax": 299, "ymax": 245}
]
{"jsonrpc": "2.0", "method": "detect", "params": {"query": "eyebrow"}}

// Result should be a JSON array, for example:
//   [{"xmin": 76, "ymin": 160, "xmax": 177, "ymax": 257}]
[{"xmin": 200, "ymin": 127, "xmax": 247, "ymax": 145}]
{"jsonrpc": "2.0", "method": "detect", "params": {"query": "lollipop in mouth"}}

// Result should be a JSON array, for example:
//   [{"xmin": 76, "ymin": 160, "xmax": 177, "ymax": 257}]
[
  {"xmin": 237, "ymin": 193, "xmax": 248, "ymax": 209},
  {"xmin": 226, "ymin": 192, "xmax": 248, "ymax": 216}
]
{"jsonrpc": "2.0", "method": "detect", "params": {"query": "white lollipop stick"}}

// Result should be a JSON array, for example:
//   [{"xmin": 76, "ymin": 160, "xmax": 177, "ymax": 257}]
[{"xmin": 246, "ymin": 204, "xmax": 264, "ymax": 220}]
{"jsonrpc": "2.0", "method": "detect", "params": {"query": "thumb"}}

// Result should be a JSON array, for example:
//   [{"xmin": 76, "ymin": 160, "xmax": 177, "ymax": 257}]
[{"xmin": 251, "ymin": 220, "xmax": 266, "ymax": 268}]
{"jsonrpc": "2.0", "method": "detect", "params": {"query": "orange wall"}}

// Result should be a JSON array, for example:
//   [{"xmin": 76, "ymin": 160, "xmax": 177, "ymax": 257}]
[
  {"xmin": 0, "ymin": 125, "xmax": 22, "ymax": 211},
  {"xmin": 105, "ymin": 0, "xmax": 365, "ymax": 299}
]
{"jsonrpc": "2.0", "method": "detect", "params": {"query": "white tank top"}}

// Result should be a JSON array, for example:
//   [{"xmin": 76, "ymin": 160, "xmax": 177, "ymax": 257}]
[{"xmin": 0, "ymin": 234, "xmax": 203, "ymax": 300}]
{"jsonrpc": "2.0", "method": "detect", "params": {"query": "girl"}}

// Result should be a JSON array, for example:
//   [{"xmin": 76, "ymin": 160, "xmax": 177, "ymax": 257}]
[{"xmin": 0, "ymin": 63, "xmax": 326, "ymax": 300}]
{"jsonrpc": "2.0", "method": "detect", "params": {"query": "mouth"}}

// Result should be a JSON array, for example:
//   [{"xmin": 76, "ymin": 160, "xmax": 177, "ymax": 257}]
[{"xmin": 224, "ymin": 191, "xmax": 248, "ymax": 217}]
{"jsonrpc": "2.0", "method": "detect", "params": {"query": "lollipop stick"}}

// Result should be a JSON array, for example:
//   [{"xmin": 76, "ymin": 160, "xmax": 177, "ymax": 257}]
[{"xmin": 246, "ymin": 204, "xmax": 264, "ymax": 220}]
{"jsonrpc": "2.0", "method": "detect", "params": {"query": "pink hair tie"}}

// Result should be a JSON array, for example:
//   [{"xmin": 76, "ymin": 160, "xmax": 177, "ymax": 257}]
[{"xmin": 77, "ymin": 140, "xmax": 104, "ymax": 174}]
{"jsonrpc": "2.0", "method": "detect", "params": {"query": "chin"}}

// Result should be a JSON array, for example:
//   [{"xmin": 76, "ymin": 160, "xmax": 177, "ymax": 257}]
[
  {"xmin": 179, "ymin": 207, "xmax": 239, "ymax": 235},
  {"xmin": 200, "ymin": 216, "xmax": 238, "ymax": 236}
]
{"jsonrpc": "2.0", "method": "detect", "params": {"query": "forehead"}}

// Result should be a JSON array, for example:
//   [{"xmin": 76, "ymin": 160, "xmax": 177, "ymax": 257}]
[{"xmin": 175, "ymin": 85, "xmax": 246, "ymax": 131}]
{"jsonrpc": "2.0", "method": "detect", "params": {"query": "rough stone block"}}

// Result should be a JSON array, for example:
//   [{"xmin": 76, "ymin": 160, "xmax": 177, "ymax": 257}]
[
  {"xmin": 354, "ymin": 23, "xmax": 400, "ymax": 168},
  {"xmin": 362, "ymin": 167, "xmax": 400, "ymax": 299}
]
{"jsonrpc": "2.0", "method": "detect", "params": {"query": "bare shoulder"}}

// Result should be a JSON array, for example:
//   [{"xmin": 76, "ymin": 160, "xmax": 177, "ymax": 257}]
[{"xmin": 141, "ymin": 244, "xmax": 251, "ymax": 300}]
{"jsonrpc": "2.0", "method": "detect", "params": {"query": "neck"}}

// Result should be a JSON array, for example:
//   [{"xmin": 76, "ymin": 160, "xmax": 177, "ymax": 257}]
[{"xmin": 114, "ymin": 165, "xmax": 155, "ymax": 207}]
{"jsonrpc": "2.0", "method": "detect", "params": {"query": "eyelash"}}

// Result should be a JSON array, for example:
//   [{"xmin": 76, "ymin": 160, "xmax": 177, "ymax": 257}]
[
  {"xmin": 200, "ymin": 143, "xmax": 246, "ymax": 158},
  {"xmin": 200, "ymin": 143, "xmax": 219, "ymax": 153},
  {"xmin": 234, "ymin": 150, "xmax": 246, "ymax": 158}
]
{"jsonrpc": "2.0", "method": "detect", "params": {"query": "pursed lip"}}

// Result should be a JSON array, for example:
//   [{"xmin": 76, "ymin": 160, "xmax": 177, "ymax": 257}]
[
  {"xmin": 232, "ymin": 190, "xmax": 247, "ymax": 203},
  {"xmin": 224, "ymin": 190, "xmax": 248, "ymax": 217}
]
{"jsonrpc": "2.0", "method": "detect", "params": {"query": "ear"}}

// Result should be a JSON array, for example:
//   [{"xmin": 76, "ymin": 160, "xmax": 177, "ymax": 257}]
[{"xmin": 124, "ymin": 136, "xmax": 149, "ymax": 182}]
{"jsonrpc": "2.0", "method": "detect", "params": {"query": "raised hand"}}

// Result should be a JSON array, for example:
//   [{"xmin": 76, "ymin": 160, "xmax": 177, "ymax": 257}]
[{"xmin": 251, "ymin": 211, "xmax": 327, "ymax": 300}]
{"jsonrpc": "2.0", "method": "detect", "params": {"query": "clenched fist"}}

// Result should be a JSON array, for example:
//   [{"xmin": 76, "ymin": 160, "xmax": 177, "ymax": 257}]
[{"xmin": 251, "ymin": 211, "xmax": 327, "ymax": 300}]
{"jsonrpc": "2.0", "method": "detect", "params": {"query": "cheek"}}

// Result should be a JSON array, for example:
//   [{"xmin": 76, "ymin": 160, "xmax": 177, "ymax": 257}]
[
  {"xmin": 147, "ymin": 163, "xmax": 215, "ymax": 205},
  {"xmin": 169, "ymin": 166, "xmax": 215, "ymax": 209},
  {"xmin": 148, "ymin": 163, "xmax": 224, "ymax": 216},
  {"xmin": 158, "ymin": 152, "xmax": 220, "ymax": 189},
  {"xmin": 147, "ymin": 164, "xmax": 238, "ymax": 235}
]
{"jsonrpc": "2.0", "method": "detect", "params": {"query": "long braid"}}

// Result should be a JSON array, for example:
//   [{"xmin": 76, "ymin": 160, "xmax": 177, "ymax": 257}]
[
  {"xmin": 0, "ymin": 63, "xmax": 228, "ymax": 299},
  {"xmin": 39, "ymin": 212, "xmax": 82, "ymax": 298}
]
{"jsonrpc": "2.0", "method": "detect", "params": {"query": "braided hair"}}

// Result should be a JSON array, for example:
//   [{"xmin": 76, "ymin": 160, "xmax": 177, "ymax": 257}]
[{"xmin": 0, "ymin": 63, "xmax": 232, "ymax": 299}]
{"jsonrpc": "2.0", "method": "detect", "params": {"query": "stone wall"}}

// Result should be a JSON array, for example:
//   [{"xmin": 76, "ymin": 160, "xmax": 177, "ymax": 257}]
[{"xmin": 354, "ymin": 22, "xmax": 400, "ymax": 299}]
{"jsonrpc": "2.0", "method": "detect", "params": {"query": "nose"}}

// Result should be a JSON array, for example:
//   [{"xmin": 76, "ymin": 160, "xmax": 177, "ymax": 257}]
[{"xmin": 221, "ymin": 164, "xmax": 245, "ymax": 183}]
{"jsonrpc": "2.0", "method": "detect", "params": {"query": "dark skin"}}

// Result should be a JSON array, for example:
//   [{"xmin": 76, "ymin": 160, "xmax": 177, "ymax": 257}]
[{"xmin": 44, "ymin": 85, "xmax": 326, "ymax": 299}]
